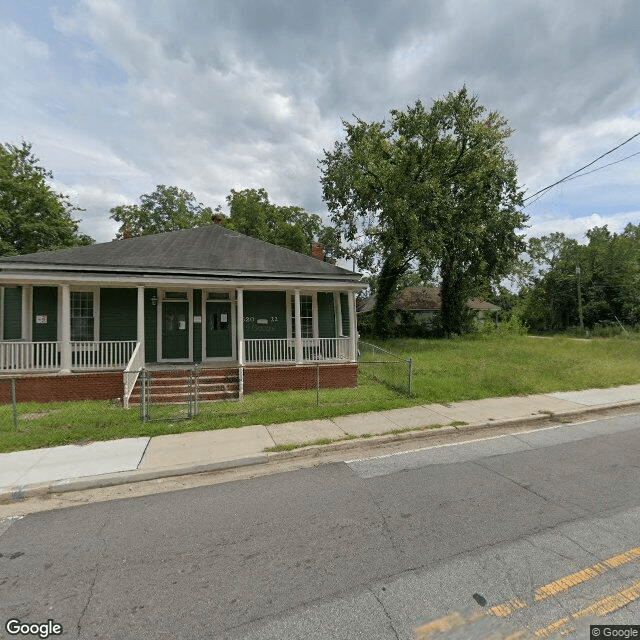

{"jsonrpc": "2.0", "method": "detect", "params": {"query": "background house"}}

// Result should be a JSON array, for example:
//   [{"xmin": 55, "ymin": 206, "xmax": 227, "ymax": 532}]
[{"xmin": 358, "ymin": 286, "xmax": 500, "ymax": 335}]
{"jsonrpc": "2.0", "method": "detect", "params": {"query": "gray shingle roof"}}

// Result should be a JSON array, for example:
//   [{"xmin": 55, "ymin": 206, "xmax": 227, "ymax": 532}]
[{"xmin": 0, "ymin": 224, "xmax": 361, "ymax": 282}]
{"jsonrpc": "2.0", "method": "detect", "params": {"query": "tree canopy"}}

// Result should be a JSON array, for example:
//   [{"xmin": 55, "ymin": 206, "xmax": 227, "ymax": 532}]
[
  {"xmin": 0, "ymin": 141, "xmax": 93, "ymax": 256},
  {"xmin": 220, "ymin": 188, "xmax": 344, "ymax": 261},
  {"xmin": 320, "ymin": 87, "xmax": 527, "ymax": 336},
  {"xmin": 110, "ymin": 185, "xmax": 214, "ymax": 239},
  {"xmin": 519, "ymin": 225, "xmax": 640, "ymax": 331}
]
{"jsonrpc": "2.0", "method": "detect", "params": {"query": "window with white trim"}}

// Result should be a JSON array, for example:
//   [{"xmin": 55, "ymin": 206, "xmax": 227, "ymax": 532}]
[
  {"xmin": 70, "ymin": 291, "xmax": 94, "ymax": 341},
  {"xmin": 290, "ymin": 294, "xmax": 313, "ymax": 338}
]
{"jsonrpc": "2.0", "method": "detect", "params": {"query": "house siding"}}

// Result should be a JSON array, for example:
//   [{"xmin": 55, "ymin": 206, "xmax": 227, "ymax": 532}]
[
  {"xmin": 100, "ymin": 288, "xmax": 137, "ymax": 341},
  {"xmin": 32, "ymin": 286, "xmax": 58, "ymax": 342},
  {"xmin": 243, "ymin": 291, "xmax": 286, "ymax": 339},
  {"xmin": 317, "ymin": 292, "xmax": 336, "ymax": 338},
  {"xmin": 193, "ymin": 289, "xmax": 202, "ymax": 363},
  {"xmin": 3, "ymin": 286, "xmax": 22, "ymax": 340}
]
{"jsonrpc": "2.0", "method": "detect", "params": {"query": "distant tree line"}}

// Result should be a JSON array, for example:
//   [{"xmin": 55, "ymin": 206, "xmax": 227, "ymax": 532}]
[{"xmin": 516, "ymin": 225, "xmax": 640, "ymax": 331}]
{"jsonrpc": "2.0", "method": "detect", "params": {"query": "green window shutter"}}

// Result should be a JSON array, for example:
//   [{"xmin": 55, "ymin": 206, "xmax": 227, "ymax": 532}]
[
  {"xmin": 243, "ymin": 291, "xmax": 286, "ymax": 339},
  {"xmin": 317, "ymin": 292, "xmax": 336, "ymax": 338},
  {"xmin": 3, "ymin": 286, "xmax": 22, "ymax": 340},
  {"xmin": 340, "ymin": 293, "xmax": 350, "ymax": 336},
  {"xmin": 100, "ymin": 288, "xmax": 137, "ymax": 341}
]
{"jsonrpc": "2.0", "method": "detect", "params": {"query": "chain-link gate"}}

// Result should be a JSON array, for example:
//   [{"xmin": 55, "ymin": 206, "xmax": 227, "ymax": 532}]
[{"xmin": 135, "ymin": 367, "xmax": 201, "ymax": 422}]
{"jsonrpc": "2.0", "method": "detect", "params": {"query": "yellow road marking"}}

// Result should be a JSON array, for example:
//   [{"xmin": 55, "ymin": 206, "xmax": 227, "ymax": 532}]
[
  {"xmin": 535, "ymin": 578, "xmax": 640, "ymax": 638},
  {"xmin": 415, "ymin": 612, "xmax": 467, "ymax": 638},
  {"xmin": 489, "ymin": 599, "xmax": 527, "ymax": 618},
  {"xmin": 534, "ymin": 546, "xmax": 640, "ymax": 601},
  {"xmin": 415, "ymin": 547, "xmax": 640, "ymax": 639}
]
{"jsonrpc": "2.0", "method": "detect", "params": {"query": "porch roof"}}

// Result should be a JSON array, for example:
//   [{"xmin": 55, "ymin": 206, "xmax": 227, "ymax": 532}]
[{"xmin": 0, "ymin": 225, "xmax": 363, "ymax": 286}]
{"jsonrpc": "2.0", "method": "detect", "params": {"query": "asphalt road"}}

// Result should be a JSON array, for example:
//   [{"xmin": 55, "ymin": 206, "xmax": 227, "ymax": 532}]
[{"xmin": 1, "ymin": 414, "xmax": 640, "ymax": 639}]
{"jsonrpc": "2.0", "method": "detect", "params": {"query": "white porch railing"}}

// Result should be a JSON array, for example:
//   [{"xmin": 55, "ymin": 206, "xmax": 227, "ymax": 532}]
[
  {"xmin": 122, "ymin": 342, "xmax": 144, "ymax": 409},
  {"xmin": 244, "ymin": 338, "xmax": 295, "ymax": 364},
  {"xmin": 301, "ymin": 337, "xmax": 352, "ymax": 361},
  {"xmin": 244, "ymin": 337, "xmax": 353, "ymax": 364},
  {"xmin": 0, "ymin": 341, "xmax": 59, "ymax": 371},
  {"xmin": 0, "ymin": 340, "xmax": 139, "ymax": 373},
  {"xmin": 71, "ymin": 340, "xmax": 138, "ymax": 370}
]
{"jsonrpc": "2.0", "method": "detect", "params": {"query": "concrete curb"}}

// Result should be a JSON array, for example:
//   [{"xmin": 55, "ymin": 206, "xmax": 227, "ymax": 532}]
[
  {"xmin": 2, "ymin": 398, "xmax": 640, "ymax": 504},
  {"xmin": 0, "ymin": 454, "xmax": 268, "ymax": 504}
]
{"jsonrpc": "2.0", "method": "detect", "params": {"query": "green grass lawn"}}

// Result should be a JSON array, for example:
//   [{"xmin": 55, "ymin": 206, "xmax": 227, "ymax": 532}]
[{"xmin": 1, "ymin": 334, "xmax": 639, "ymax": 452}]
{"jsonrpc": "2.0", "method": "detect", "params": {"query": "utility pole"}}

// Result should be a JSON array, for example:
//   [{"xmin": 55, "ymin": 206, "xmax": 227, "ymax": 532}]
[{"xmin": 576, "ymin": 265, "xmax": 584, "ymax": 333}]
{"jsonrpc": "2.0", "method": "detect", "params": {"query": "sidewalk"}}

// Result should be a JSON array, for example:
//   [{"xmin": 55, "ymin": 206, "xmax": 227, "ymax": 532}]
[{"xmin": 2, "ymin": 384, "xmax": 640, "ymax": 502}]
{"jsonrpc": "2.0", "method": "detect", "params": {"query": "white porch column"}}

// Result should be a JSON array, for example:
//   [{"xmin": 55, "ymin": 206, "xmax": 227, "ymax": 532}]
[
  {"xmin": 60, "ymin": 284, "xmax": 71, "ymax": 373},
  {"xmin": 294, "ymin": 289, "xmax": 302, "ymax": 364},
  {"xmin": 236, "ymin": 288, "xmax": 244, "ymax": 365},
  {"xmin": 137, "ymin": 286, "xmax": 145, "ymax": 358},
  {"xmin": 348, "ymin": 290, "xmax": 357, "ymax": 362},
  {"xmin": 334, "ymin": 292, "xmax": 342, "ymax": 336}
]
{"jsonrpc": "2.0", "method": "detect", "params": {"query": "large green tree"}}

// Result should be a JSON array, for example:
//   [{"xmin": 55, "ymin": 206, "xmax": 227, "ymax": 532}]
[
  {"xmin": 221, "ymin": 188, "xmax": 344, "ymax": 261},
  {"xmin": 110, "ymin": 184, "xmax": 213, "ymax": 238},
  {"xmin": 0, "ymin": 141, "xmax": 93, "ymax": 256},
  {"xmin": 320, "ymin": 87, "xmax": 527, "ymax": 336}
]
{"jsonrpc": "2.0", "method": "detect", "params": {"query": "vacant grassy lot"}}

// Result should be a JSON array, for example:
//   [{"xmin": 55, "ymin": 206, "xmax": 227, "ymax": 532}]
[{"xmin": 1, "ymin": 334, "xmax": 639, "ymax": 452}]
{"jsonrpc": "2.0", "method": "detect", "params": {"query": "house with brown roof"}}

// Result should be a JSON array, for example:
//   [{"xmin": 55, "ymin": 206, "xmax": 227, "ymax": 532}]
[
  {"xmin": 0, "ymin": 224, "xmax": 364, "ymax": 406},
  {"xmin": 358, "ymin": 286, "xmax": 500, "ymax": 332}
]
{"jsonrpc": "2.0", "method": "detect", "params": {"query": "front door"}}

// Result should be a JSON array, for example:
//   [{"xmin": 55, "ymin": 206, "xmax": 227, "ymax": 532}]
[
  {"xmin": 206, "ymin": 301, "xmax": 232, "ymax": 358},
  {"xmin": 162, "ymin": 301, "xmax": 189, "ymax": 359}
]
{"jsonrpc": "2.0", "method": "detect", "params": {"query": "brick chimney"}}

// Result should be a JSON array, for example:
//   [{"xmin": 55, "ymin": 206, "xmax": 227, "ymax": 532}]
[
  {"xmin": 311, "ymin": 242, "xmax": 324, "ymax": 261},
  {"xmin": 212, "ymin": 212, "xmax": 222, "ymax": 225}
]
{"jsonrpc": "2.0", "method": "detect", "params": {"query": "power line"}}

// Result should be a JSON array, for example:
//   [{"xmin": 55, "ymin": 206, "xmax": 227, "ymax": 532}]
[
  {"xmin": 523, "ymin": 131, "xmax": 640, "ymax": 205},
  {"xmin": 562, "ymin": 150, "xmax": 640, "ymax": 182}
]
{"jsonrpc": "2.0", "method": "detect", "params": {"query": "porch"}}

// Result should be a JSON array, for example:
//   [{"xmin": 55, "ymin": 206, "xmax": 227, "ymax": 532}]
[{"xmin": 0, "ymin": 336, "xmax": 356, "ymax": 374}]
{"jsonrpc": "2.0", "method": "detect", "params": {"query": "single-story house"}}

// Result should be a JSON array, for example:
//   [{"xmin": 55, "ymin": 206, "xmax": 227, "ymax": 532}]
[
  {"xmin": 358, "ymin": 286, "xmax": 500, "ymax": 328},
  {"xmin": 0, "ymin": 223, "xmax": 364, "ymax": 406}
]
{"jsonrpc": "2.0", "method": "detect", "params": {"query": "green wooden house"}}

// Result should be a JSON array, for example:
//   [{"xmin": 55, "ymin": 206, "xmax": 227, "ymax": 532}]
[{"xmin": 0, "ymin": 224, "xmax": 363, "ymax": 405}]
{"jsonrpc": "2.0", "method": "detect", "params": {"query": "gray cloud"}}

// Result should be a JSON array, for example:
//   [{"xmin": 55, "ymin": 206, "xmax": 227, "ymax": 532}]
[{"xmin": 1, "ymin": 0, "xmax": 638, "ymax": 243}]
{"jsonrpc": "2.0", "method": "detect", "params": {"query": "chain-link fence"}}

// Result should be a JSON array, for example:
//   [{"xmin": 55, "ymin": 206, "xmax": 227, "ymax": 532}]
[
  {"xmin": 0, "ymin": 377, "xmax": 19, "ymax": 429},
  {"xmin": 357, "ymin": 340, "xmax": 413, "ymax": 396},
  {"xmin": 1, "ymin": 344, "xmax": 413, "ymax": 443}
]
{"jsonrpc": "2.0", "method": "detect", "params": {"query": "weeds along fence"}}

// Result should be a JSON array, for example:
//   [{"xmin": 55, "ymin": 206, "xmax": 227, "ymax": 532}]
[
  {"xmin": 0, "ymin": 348, "xmax": 412, "ymax": 432},
  {"xmin": 357, "ymin": 340, "xmax": 413, "ymax": 396}
]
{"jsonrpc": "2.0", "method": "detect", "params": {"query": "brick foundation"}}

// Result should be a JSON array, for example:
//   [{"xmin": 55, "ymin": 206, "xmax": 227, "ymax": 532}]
[
  {"xmin": 0, "ymin": 372, "xmax": 123, "ymax": 404},
  {"xmin": 243, "ymin": 363, "xmax": 357, "ymax": 394},
  {"xmin": 0, "ymin": 363, "xmax": 358, "ymax": 403}
]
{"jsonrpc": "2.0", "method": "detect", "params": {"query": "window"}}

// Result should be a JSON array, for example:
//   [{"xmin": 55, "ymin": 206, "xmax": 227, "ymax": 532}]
[
  {"xmin": 291, "ymin": 294, "xmax": 313, "ymax": 338},
  {"xmin": 70, "ymin": 292, "xmax": 94, "ymax": 341}
]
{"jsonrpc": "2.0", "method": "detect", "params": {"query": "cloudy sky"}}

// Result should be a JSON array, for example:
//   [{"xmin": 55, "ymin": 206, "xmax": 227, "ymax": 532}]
[{"xmin": 1, "ymin": 0, "xmax": 639, "ymax": 244}]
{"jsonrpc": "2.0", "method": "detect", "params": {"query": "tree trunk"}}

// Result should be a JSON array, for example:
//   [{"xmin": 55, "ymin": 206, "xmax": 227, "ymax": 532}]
[
  {"xmin": 439, "ymin": 256, "xmax": 471, "ymax": 336},
  {"xmin": 373, "ymin": 256, "xmax": 408, "ymax": 338}
]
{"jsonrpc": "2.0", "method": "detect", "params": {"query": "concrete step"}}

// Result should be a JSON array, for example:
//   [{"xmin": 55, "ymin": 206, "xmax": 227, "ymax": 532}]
[{"xmin": 127, "ymin": 369, "xmax": 239, "ymax": 405}]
